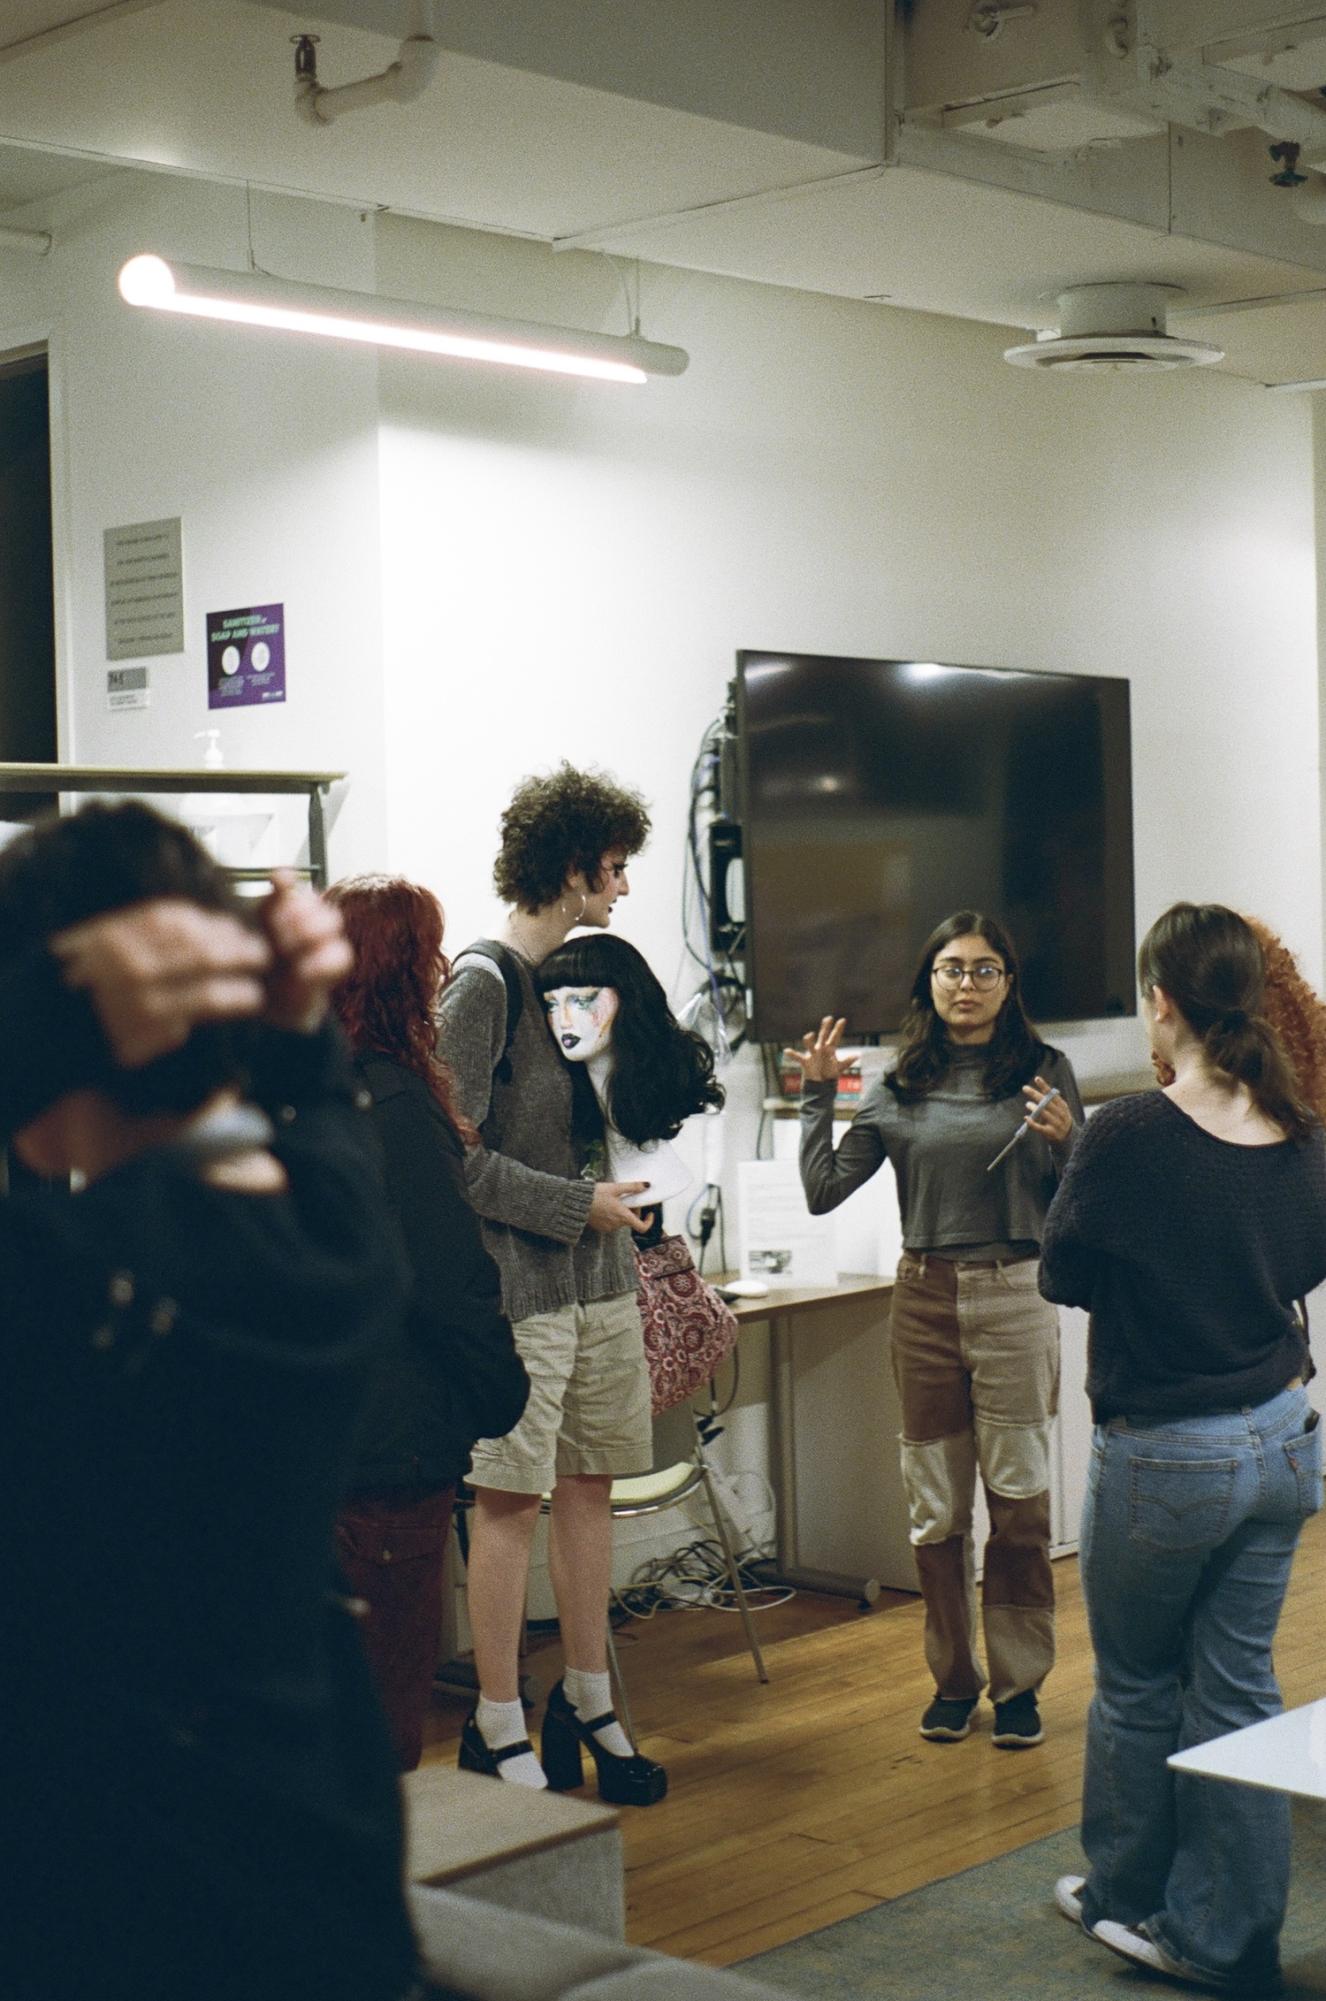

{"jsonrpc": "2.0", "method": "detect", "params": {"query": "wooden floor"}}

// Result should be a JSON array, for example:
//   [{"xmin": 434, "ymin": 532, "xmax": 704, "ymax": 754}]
[{"xmin": 421, "ymin": 1508, "xmax": 1326, "ymax": 1969}]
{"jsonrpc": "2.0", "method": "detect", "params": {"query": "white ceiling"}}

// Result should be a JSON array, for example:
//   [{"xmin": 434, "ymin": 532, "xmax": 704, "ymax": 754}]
[
  {"xmin": 0, "ymin": 138, "xmax": 116, "ymax": 211},
  {"xmin": 3, "ymin": 0, "xmax": 1326, "ymax": 386}
]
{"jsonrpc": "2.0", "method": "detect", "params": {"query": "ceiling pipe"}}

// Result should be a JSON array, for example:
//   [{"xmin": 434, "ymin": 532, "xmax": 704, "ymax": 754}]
[
  {"xmin": 294, "ymin": 0, "xmax": 439, "ymax": 127},
  {"xmin": 1290, "ymin": 176, "xmax": 1326, "ymax": 226},
  {"xmin": 0, "ymin": 224, "xmax": 52, "ymax": 255},
  {"xmin": 1111, "ymin": 46, "xmax": 1326, "ymax": 171}
]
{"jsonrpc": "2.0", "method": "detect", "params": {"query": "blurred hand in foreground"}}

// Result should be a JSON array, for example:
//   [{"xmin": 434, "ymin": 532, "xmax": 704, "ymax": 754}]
[{"xmin": 52, "ymin": 873, "xmax": 351, "ymax": 1067}]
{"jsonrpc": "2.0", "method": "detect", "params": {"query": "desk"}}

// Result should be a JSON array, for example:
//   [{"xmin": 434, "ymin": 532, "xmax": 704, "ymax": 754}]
[
  {"xmin": 1168, "ymin": 1699, "xmax": 1326, "ymax": 1800},
  {"xmin": 721, "ymin": 1273, "xmax": 903, "ymax": 1606}
]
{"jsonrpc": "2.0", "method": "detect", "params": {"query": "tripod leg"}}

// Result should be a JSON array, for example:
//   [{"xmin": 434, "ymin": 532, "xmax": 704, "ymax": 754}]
[{"xmin": 697, "ymin": 1455, "xmax": 770, "ymax": 1684}]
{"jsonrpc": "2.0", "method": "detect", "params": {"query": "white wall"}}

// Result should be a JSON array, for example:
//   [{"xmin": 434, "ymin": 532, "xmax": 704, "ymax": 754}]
[
  {"xmin": 0, "ymin": 173, "xmax": 388, "ymax": 873},
  {"xmin": 375, "ymin": 214, "xmax": 1321, "ymax": 1111},
  {"xmin": 12, "ymin": 191, "xmax": 1314, "ymax": 996}
]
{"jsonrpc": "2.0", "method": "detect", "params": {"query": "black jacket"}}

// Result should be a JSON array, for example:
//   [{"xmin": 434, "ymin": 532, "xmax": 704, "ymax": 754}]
[
  {"xmin": 349, "ymin": 1053, "xmax": 528, "ymax": 1489},
  {"xmin": 0, "ymin": 955, "xmax": 418, "ymax": 2001}
]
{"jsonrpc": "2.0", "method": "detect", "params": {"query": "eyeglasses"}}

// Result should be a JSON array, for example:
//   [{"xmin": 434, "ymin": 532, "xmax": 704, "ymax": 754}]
[{"xmin": 932, "ymin": 960, "xmax": 1007, "ymax": 991}]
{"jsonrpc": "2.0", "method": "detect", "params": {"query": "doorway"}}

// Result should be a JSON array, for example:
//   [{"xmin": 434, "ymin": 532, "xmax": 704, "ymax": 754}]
[
  {"xmin": 0, "ymin": 349, "xmax": 58, "ymax": 1196},
  {"xmin": 0, "ymin": 347, "xmax": 57, "ymax": 820}
]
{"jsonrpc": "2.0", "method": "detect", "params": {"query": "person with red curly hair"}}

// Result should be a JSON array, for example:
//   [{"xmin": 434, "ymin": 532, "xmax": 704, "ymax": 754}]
[
  {"xmin": 1244, "ymin": 917, "xmax": 1326, "ymax": 1123},
  {"xmin": 327, "ymin": 875, "xmax": 528, "ymax": 1771}
]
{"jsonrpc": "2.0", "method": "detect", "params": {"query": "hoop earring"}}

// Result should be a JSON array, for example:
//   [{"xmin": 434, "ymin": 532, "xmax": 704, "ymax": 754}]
[{"xmin": 560, "ymin": 891, "xmax": 587, "ymax": 924}]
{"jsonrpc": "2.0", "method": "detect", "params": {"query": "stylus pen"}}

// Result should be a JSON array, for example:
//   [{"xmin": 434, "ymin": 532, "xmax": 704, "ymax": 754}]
[{"xmin": 986, "ymin": 1087, "xmax": 1062, "ymax": 1173}]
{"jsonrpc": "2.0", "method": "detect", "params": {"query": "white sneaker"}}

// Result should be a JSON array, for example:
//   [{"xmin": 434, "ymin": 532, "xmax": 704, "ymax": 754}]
[
  {"xmin": 1093, "ymin": 1919, "xmax": 1195, "ymax": 1983},
  {"xmin": 1054, "ymin": 1874, "xmax": 1086, "ymax": 1925}
]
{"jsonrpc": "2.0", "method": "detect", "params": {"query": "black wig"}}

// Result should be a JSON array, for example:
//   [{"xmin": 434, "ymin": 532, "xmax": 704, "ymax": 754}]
[{"xmin": 537, "ymin": 934, "xmax": 724, "ymax": 1144}]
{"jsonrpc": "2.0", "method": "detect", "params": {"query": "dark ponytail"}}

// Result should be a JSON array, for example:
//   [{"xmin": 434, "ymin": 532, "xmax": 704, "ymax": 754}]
[{"xmin": 1138, "ymin": 904, "xmax": 1316, "ymax": 1140}]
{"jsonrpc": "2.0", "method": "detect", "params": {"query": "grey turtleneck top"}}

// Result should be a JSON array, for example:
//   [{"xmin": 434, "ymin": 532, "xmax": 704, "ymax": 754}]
[{"xmin": 799, "ymin": 1046, "xmax": 1083, "ymax": 1258}]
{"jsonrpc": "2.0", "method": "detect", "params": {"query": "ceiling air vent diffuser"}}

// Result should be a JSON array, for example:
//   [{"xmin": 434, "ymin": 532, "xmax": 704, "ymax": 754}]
[{"xmin": 1004, "ymin": 284, "xmax": 1223, "ymax": 374}]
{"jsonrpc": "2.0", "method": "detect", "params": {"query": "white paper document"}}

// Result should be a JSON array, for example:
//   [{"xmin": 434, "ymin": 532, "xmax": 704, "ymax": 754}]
[{"xmin": 737, "ymin": 1159, "xmax": 837, "ymax": 1287}]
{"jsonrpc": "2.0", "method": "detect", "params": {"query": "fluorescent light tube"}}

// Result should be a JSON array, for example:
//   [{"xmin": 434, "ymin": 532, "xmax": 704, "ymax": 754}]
[{"xmin": 118, "ymin": 255, "xmax": 688, "ymax": 384}]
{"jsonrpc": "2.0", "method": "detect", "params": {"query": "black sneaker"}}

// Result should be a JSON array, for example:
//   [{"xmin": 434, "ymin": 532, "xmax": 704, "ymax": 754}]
[
  {"xmin": 919, "ymin": 1693, "xmax": 978, "ymax": 1741},
  {"xmin": 992, "ymin": 1691, "xmax": 1044, "ymax": 1747}
]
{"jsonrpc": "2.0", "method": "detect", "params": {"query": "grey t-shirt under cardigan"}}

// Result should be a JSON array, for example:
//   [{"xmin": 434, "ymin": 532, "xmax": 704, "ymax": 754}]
[
  {"xmin": 435, "ymin": 944, "xmax": 632, "ymax": 1325},
  {"xmin": 799, "ymin": 1046, "xmax": 1084, "ymax": 1257}
]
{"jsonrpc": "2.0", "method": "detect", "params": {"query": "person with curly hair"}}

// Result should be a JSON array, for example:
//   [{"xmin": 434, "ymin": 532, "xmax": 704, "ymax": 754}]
[
  {"xmin": 436, "ymin": 764, "xmax": 669, "ymax": 1805},
  {"xmin": 326, "ymin": 876, "xmax": 529, "ymax": 1771}
]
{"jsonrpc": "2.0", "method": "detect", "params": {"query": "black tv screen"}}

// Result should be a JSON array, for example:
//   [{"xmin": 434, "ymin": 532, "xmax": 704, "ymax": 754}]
[{"xmin": 736, "ymin": 651, "xmax": 1135, "ymax": 1042}]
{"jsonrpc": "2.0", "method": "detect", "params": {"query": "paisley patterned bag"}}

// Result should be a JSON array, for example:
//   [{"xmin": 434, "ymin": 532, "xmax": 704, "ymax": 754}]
[{"xmin": 634, "ymin": 1233, "xmax": 740, "ymax": 1415}]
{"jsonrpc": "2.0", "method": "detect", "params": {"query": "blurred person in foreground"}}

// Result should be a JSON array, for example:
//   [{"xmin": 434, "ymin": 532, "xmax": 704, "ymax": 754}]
[
  {"xmin": 0, "ymin": 803, "xmax": 441, "ymax": 2001},
  {"xmin": 327, "ymin": 875, "xmax": 528, "ymax": 1770}
]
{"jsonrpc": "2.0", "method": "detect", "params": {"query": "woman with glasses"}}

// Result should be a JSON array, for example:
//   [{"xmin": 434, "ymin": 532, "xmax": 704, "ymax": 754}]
[{"xmin": 790, "ymin": 911, "xmax": 1083, "ymax": 1749}]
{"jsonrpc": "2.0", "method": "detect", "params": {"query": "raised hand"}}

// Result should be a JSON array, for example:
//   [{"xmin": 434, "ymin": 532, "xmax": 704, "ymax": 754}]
[
  {"xmin": 782, "ymin": 1016, "xmax": 848, "ymax": 1087},
  {"xmin": 257, "ymin": 871, "xmax": 353, "ymax": 1033},
  {"xmin": 52, "ymin": 900, "xmax": 271, "ymax": 1069}
]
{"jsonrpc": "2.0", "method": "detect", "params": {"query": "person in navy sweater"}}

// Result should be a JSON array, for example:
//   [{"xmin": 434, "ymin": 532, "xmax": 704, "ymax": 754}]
[{"xmin": 1041, "ymin": 902, "xmax": 1326, "ymax": 1995}]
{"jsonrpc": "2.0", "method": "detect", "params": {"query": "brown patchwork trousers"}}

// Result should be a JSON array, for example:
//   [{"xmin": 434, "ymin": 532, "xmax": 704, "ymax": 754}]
[{"xmin": 891, "ymin": 1253, "xmax": 1059, "ymax": 1706}]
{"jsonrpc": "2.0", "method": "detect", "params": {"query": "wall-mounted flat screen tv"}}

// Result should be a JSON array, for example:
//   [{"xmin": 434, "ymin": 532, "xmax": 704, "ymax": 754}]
[{"xmin": 736, "ymin": 651, "xmax": 1135, "ymax": 1043}]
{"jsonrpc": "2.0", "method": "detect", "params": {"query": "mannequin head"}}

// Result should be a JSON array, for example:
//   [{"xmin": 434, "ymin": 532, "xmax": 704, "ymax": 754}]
[
  {"xmin": 543, "ymin": 983, "xmax": 619, "ymax": 1062},
  {"xmin": 537, "ymin": 934, "xmax": 723, "ymax": 1145}
]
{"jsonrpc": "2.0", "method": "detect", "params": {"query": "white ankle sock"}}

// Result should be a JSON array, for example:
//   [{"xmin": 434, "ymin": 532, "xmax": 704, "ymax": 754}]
[
  {"xmin": 475, "ymin": 1695, "xmax": 547, "ymax": 1789},
  {"xmin": 563, "ymin": 1668, "xmax": 634, "ymax": 1760}
]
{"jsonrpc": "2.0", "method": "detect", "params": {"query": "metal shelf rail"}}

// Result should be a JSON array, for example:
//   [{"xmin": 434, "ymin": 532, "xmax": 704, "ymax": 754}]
[{"xmin": 0, "ymin": 763, "xmax": 347, "ymax": 888}]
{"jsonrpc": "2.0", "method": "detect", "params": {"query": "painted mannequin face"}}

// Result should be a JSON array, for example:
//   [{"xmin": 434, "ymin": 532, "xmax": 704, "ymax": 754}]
[{"xmin": 543, "ymin": 985, "xmax": 620, "ymax": 1061}]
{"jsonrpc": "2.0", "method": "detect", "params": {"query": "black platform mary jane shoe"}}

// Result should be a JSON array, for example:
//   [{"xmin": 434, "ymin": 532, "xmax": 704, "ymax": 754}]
[
  {"xmin": 540, "ymin": 1679, "xmax": 668, "ymax": 1807},
  {"xmin": 457, "ymin": 1708, "xmax": 539, "ymax": 1781}
]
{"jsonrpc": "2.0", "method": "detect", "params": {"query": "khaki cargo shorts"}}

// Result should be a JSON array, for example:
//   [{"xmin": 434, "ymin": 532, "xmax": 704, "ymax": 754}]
[{"xmin": 467, "ymin": 1290, "xmax": 652, "ymax": 1496}]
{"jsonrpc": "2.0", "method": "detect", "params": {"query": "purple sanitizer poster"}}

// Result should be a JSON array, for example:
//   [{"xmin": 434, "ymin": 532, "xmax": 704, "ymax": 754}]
[{"xmin": 207, "ymin": 604, "xmax": 286, "ymax": 708}]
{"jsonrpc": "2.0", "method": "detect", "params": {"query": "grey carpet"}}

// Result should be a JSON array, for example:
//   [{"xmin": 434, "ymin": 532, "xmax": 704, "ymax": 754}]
[{"xmin": 745, "ymin": 1807, "xmax": 1326, "ymax": 1999}]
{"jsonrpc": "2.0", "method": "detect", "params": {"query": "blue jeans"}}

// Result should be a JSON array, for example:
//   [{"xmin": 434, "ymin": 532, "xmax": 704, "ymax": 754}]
[{"xmin": 1079, "ymin": 1384, "xmax": 1322, "ymax": 1986}]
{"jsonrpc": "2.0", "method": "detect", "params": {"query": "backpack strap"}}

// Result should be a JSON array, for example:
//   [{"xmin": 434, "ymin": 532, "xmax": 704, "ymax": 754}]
[{"xmin": 454, "ymin": 939, "xmax": 525, "ymax": 1085}]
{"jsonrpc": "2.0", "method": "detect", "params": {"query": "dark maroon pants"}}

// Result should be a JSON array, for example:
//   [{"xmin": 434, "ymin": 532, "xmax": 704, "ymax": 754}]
[{"xmin": 335, "ymin": 1484, "xmax": 457, "ymax": 1772}]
